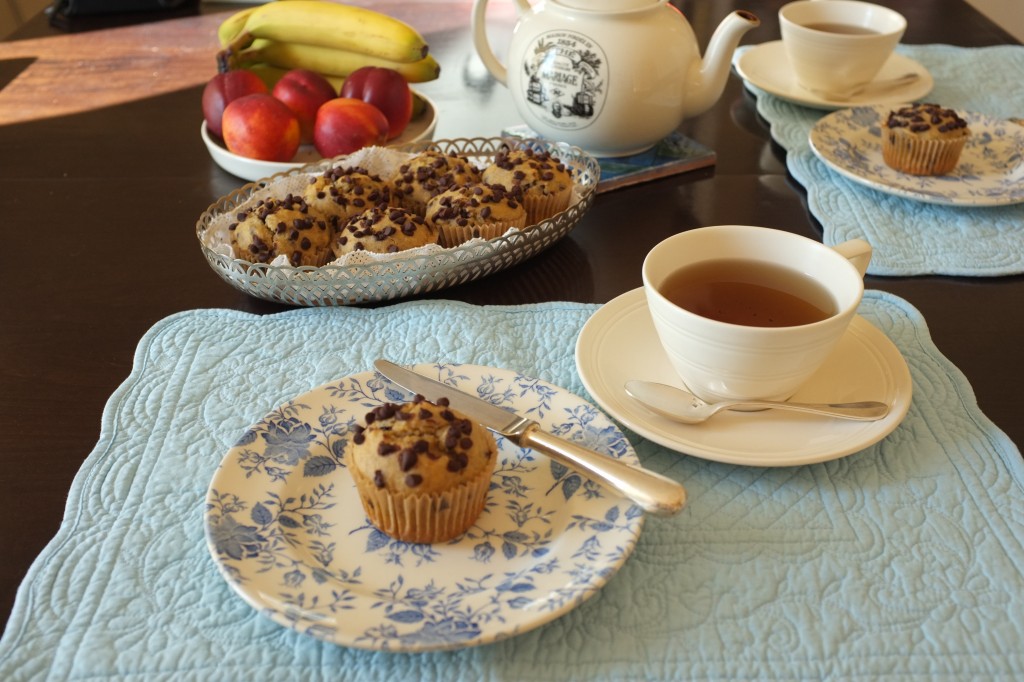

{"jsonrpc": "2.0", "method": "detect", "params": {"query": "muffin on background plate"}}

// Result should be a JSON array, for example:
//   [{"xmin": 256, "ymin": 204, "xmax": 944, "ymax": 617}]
[
  {"xmin": 881, "ymin": 103, "xmax": 970, "ymax": 176},
  {"xmin": 346, "ymin": 396, "xmax": 498, "ymax": 544}
]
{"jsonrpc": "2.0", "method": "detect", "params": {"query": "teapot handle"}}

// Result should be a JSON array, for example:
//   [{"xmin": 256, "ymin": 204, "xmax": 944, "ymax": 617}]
[{"xmin": 472, "ymin": 0, "xmax": 533, "ymax": 86}]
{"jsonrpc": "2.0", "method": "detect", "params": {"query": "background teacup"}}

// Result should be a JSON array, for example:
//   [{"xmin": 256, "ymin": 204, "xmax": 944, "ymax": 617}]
[
  {"xmin": 642, "ymin": 225, "xmax": 872, "ymax": 403},
  {"xmin": 779, "ymin": 0, "xmax": 906, "ymax": 99}
]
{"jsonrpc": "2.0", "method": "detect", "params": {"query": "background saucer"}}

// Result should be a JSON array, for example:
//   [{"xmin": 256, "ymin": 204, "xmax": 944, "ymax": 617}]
[
  {"xmin": 575, "ymin": 289, "xmax": 912, "ymax": 467},
  {"xmin": 734, "ymin": 41, "xmax": 933, "ymax": 110}
]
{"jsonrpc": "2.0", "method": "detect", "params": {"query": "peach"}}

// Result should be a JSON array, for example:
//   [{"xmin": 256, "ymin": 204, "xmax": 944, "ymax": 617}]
[
  {"xmin": 202, "ymin": 70, "xmax": 268, "ymax": 139},
  {"xmin": 222, "ymin": 94, "xmax": 301, "ymax": 162},
  {"xmin": 313, "ymin": 98, "xmax": 389, "ymax": 158},
  {"xmin": 272, "ymin": 69, "xmax": 337, "ymax": 145}
]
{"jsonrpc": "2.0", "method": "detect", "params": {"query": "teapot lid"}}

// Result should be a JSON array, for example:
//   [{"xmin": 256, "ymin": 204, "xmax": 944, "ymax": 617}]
[{"xmin": 554, "ymin": 0, "xmax": 663, "ymax": 12}]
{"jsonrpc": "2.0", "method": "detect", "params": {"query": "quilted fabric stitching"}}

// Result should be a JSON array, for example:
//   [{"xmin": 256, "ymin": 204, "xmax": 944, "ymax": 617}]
[
  {"xmin": 0, "ymin": 293, "xmax": 1022, "ymax": 680},
  {"xmin": 741, "ymin": 44, "xmax": 1024, "ymax": 277}
]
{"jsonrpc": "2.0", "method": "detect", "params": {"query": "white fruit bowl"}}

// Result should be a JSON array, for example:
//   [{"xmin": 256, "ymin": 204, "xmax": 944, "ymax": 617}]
[{"xmin": 202, "ymin": 92, "xmax": 438, "ymax": 182}]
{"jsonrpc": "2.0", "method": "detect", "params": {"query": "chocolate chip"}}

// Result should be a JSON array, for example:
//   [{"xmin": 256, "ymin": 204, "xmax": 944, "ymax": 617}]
[
  {"xmin": 399, "ymin": 449, "xmax": 417, "ymax": 471},
  {"xmin": 373, "ymin": 470, "xmax": 386, "ymax": 488},
  {"xmin": 405, "ymin": 474, "xmax": 423, "ymax": 487},
  {"xmin": 378, "ymin": 442, "xmax": 399, "ymax": 456}
]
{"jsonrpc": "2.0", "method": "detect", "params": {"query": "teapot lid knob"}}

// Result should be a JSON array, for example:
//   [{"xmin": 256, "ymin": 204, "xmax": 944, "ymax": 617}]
[{"xmin": 556, "ymin": 0, "xmax": 662, "ymax": 11}]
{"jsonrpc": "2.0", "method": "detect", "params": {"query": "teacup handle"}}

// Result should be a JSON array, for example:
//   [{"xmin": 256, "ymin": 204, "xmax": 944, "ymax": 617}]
[
  {"xmin": 471, "ymin": 0, "xmax": 533, "ymax": 86},
  {"xmin": 831, "ymin": 238, "xmax": 872, "ymax": 277}
]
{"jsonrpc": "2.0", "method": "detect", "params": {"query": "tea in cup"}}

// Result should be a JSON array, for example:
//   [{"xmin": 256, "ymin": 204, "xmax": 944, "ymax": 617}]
[
  {"xmin": 642, "ymin": 225, "xmax": 872, "ymax": 403},
  {"xmin": 779, "ymin": 0, "xmax": 906, "ymax": 99}
]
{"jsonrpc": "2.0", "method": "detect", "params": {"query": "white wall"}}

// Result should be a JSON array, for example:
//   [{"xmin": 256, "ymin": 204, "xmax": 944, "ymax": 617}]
[{"xmin": 965, "ymin": 0, "xmax": 1024, "ymax": 42}]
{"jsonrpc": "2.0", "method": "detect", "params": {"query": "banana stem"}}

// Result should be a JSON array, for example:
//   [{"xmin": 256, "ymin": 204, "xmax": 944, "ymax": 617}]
[{"xmin": 217, "ymin": 31, "xmax": 257, "ymax": 73}]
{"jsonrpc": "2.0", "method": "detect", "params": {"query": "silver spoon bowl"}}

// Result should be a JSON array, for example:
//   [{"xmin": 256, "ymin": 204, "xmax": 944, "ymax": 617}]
[{"xmin": 624, "ymin": 380, "xmax": 890, "ymax": 425}]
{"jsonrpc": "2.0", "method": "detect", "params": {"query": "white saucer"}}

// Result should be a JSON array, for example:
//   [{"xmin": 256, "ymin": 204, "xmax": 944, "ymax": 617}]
[
  {"xmin": 734, "ymin": 41, "xmax": 933, "ymax": 111},
  {"xmin": 574, "ymin": 289, "xmax": 913, "ymax": 467}
]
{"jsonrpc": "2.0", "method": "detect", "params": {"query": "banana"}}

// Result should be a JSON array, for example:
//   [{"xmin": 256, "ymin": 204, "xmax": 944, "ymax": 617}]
[
  {"xmin": 224, "ymin": 1, "xmax": 429, "ymax": 64},
  {"xmin": 244, "ymin": 62, "xmax": 347, "ymax": 92},
  {"xmin": 231, "ymin": 41, "xmax": 441, "ymax": 83},
  {"xmin": 217, "ymin": 7, "xmax": 256, "ymax": 48}
]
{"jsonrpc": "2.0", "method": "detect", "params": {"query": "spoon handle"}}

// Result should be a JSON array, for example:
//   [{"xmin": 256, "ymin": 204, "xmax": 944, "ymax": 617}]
[{"xmin": 726, "ymin": 400, "xmax": 890, "ymax": 420}]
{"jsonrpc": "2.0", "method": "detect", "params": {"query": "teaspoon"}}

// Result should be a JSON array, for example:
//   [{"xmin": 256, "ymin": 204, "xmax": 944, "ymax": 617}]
[
  {"xmin": 623, "ymin": 380, "xmax": 890, "ymax": 425},
  {"xmin": 825, "ymin": 72, "xmax": 920, "ymax": 101}
]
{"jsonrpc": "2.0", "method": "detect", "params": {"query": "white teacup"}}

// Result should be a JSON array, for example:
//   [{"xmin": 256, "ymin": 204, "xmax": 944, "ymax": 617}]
[
  {"xmin": 642, "ymin": 225, "xmax": 872, "ymax": 403},
  {"xmin": 779, "ymin": 0, "xmax": 906, "ymax": 99}
]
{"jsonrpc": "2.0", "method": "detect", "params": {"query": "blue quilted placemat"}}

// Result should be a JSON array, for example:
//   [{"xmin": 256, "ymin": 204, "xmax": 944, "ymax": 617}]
[
  {"xmin": 735, "ymin": 44, "xmax": 1024, "ymax": 277},
  {"xmin": 2, "ymin": 293, "xmax": 1023, "ymax": 680}
]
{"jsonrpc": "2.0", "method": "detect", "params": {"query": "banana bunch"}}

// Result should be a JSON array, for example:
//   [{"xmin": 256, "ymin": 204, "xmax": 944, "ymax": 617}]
[{"xmin": 216, "ymin": 0, "xmax": 440, "ymax": 86}]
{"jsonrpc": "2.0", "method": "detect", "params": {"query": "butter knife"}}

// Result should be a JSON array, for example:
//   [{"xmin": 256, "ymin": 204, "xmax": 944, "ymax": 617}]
[{"xmin": 373, "ymin": 360, "xmax": 686, "ymax": 516}]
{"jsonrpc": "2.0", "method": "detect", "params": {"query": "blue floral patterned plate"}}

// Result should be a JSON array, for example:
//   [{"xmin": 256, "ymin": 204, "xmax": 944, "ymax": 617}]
[
  {"xmin": 204, "ymin": 363, "xmax": 645, "ymax": 652},
  {"xmin": 809, "ymin": 104, "xmax": 1024, "ymax": 207}
]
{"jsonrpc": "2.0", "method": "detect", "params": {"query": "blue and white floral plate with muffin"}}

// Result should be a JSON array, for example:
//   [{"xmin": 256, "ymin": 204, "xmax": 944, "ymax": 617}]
[
  {"xmin": 809, "ymin": 104, "xmax": 1024, "ymax": 206},
  {"xmin": 204, "ymin": 363, "xmax": 644, "ymax": 652}
]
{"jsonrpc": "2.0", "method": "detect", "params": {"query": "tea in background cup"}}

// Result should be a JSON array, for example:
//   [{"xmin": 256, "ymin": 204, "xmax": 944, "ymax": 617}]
[
  {"xmin": 642, "ymin": 225, "xmax": 872, "ymax": 403},
  {"xmin": 779, "ymin": 0, "xmax": 906, "ymax": 99}
]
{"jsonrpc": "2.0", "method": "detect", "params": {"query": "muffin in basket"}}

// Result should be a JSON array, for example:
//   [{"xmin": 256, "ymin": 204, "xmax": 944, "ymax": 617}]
[
  {"xmin": 302, "ymin": 166, "xmax": 395, "ymax": 225},
  {"xmin": 346, "ymin": 396, "xmax": 498, "ymax": 544},
  {"xmin": 482, "ymin": 147, "xmax": 573, "ymax": 224},
  {"xmin": 390, "ymin": 150, "xmax": 482, "ymax": 215},
  {"xmin": 425, "ymin": 182, "xmax": 528, "ymax": 247},
  {"xmin": 881, "ymin": 103, "xmax": 970, "ymax": 176},
  {"xmin": 332, "ymin": 206, "xmax": 439, "ymax": 257},
  {"xmin": 229, "ymin": 194, "xmax": 334, "ymax": 267}
]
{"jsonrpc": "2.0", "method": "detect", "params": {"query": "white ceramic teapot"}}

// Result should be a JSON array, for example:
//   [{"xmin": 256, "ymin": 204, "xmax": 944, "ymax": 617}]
[{"xmin": 471, "ymin": 0, "xmax": 760, "ymax": 157}]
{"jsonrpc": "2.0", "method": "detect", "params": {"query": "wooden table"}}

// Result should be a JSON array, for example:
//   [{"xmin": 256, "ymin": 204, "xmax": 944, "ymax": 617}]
[{"xmin": 1, "ymin": 0, "xmax": 1020, "ymax": 635}]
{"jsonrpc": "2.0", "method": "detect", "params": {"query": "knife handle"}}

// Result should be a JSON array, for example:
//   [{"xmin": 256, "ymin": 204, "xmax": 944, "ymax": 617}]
[{"xmin": 519, "ymin": 424, "xmax": 686, "ymax": 516}]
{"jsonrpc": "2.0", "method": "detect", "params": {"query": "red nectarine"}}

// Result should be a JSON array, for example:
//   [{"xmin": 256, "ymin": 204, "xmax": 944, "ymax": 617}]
[
  {"xmin": 202, "ymin": 70, "xmax": 268, "ymax": 139},
  {"xmin": 222, "ymin": 94, "xmax": 301, "ymax": 162},
  {"xmin": 272, "ymin": 69, "xmax": 337, "ymax": 145},
  {"xmin": 313, "ymin": 98, "xmax": 389, "ymax": 158},
  {"xmin": 339, "ymin": 67, "xmax": 413, "ymax": 140}
]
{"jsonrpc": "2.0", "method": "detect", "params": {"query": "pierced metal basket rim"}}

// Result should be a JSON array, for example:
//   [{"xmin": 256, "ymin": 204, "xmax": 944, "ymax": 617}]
[
  {"xmin": 195, "ymin": 137, "xmax": 599, "ymax": 303},
  {"xmin": 197, "ymin": 136, "xmax": 599, "ymax": 271}
]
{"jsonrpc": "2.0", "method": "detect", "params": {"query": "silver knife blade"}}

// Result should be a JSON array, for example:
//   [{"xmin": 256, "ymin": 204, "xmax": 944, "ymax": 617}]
[
  {"xmin": 373, "ymin": 359, "xmax": 686, "ymax": 516},
  {"xmin": 374, "ymin": 359, "xmax": 531, "ymax": 439}
]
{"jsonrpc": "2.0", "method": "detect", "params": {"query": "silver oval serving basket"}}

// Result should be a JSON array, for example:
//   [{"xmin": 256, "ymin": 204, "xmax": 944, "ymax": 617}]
[{"xmin": 196, "ymin": 137, "xmax": 600, "ymax": 306}]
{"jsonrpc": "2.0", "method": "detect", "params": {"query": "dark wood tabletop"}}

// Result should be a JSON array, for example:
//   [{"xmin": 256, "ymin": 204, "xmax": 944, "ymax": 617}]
[{"xmin": 1, "ymin": 0, "xmax": 1021, "ymax": 635}]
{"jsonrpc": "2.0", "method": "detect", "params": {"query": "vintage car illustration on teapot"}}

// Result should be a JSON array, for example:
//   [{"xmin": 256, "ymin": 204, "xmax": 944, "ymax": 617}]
[{"xmin": 521, "ymin": 32, "xmax": 605, "ymax": 124}]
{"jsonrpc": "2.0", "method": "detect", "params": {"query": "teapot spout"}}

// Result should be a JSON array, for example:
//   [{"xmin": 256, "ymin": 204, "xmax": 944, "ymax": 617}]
[{"xmin": 684, "ymin": 10, "xmax": 760, "ymax": 119}]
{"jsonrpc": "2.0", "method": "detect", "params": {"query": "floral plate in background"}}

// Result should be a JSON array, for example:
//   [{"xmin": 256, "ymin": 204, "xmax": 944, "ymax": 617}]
[
  {"xmin": 809, "ymin": 104, "xmax": 1024, "ymax": 207},
  {"xmin": 204, "ymin": 363, "xmax": 645, "ymax": 652}
]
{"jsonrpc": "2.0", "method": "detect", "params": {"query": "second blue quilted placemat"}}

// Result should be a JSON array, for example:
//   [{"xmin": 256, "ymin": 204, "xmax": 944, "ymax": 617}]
[
  {"xmin": 736, "ymin": 44, "xmax": 1024, "ymax": 277},
  {"xmin": 1, "ymin": 293, "xmax": 1023, "ymax": 680}
]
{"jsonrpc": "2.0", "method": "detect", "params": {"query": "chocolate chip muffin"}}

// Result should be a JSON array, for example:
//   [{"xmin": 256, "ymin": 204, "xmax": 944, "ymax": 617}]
[
  {"xmin": 302, "ymin": 166, "xmax": 395, "ymax": 224},
  {"xmin": 482, "ymin": 147, "xmax": 573, "ymax": 224},
  {"xmin": 346, "ymin": 396, "xmax": 498, "ymax": 543},
  {"xmin": 332, "ymin": 206, "xmax": 439, "ymax": 257},
  {"xmin": 881, "ymin": 103, "xmax": 970, "ymax": 176},
  {"xmin": 425, "ymin": 182, "xmax": 528, "ymax": 247},
  {"xmin": 390, "ymin": 150, "xmax": 482, "ymax": 215},
  {"xmin": 229, "ymin": 194, "xmax": 334, "ymax": 267}
]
